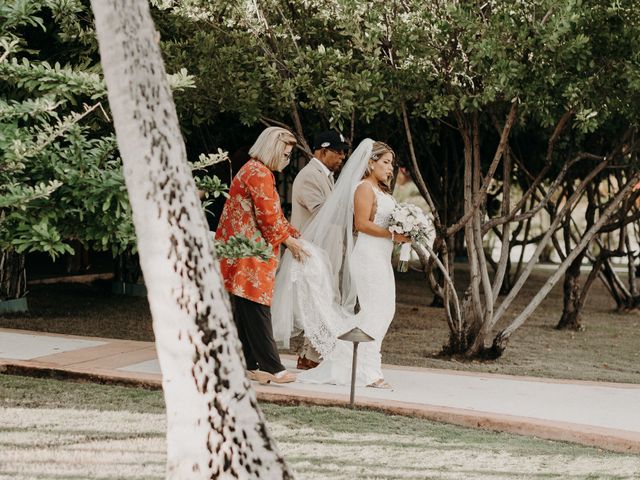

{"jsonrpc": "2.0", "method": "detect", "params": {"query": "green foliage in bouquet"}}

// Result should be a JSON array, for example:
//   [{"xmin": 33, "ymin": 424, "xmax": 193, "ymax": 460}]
[{"xmin": 214, "ymin": 234, "xmax": 273, "ymax": 263}]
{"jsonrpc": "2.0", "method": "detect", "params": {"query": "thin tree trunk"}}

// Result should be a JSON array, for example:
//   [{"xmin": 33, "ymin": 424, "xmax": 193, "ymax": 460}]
[
  {"xmin": 593, "ymin": 241, "xmax": 640, "ymax": 311},
  {"xmin": 575, "ymin": 254, "xmax": 605, "ymax": 320},
  {"xmin": 556, "ymin": 186, "xmax": 596, "ymax": 330},
  {"xmin": 414, "ymin": 241, "xmax": 462, "ymax": 332},
  {"xmin": 0, "ymin": 249, "xmax": 26, "ymax": 301},
  {"xmin": 445, "ymin": 235, "xmax": 462, "ymax": 340},
  {"xmin": 512, "ymin": 196, "xmax": 534, "ymax": 283},
  {"xmin": 400, "ymin": 102, "xmax": 441, "ymax": 226},
  {"xmin": 599, "ymin": 266, "xmax": 624, "ymax": 307},
  {"xmin": 468, "ymin": 114, "xmax": 494, "ymax": 356},
  {"xmin": 91, "ymin": 1, "xmax": 292, "ymax": 478},
  {"xmin": 556, "ymin": 196, "xmax": 583, "ymax": 330},
  {"xmin": 423, "ymin": 237, "xmax": 446, "ymax": 308},
  {"xmin": 491, "ymin": 148, "xmax": 511, "ymax": 301},
  {"xmin": 460, "ymin": 115, "xmax": 484, "ymax": 341},
  {"xmin": 447, "ymin": 103, "xmax": 517, "ymax": 237},
  {"xmin": 600, "ymin": 256, "xmax": 632, "ymax": 309},
  {"xmin": 400, "ymin": 104, "xmax": 448, "ymax": 309},
  {"xmin": 556, "ymin": 253, "xmax": 584, "ymax": 330},
  {"xmin": 289, "ymin": 99, "xmax": 311, "ymax": 155},
  {"xmin": 625, "ymin": 233, "xmax": 637, "ymax": 297},
  {"xmin": 114, "ymin": 248, "xmax": 142, "ymax": 284}
]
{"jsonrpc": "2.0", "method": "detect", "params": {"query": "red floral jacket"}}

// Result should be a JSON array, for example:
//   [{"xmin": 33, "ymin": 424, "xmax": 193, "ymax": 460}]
[{"xmin": 216, "ymin": 159, "xmax": 298, "ymax": 305}]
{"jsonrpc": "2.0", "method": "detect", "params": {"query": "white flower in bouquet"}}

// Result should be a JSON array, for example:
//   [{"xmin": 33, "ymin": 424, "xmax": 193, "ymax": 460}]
[{"xmin": 388, "ymin": 203, "xmax": 435, "ymax": 272}]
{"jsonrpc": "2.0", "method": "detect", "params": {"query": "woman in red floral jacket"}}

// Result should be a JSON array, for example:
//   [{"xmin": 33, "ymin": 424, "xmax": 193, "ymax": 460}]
[{"xmin": 216, "ymin": 127, "xmax": 307, "ymax": 384}]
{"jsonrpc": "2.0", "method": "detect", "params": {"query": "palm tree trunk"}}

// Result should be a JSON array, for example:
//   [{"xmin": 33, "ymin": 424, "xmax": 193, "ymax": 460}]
[{"xmin": 91, "ymin": 1, "xmax": 293, "ymax": 478}]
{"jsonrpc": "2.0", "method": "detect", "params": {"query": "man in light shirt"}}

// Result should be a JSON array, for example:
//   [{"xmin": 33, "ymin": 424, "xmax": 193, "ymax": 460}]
[
  {"xmin": 290, "ymin": 131, "xmax": 348, "ymax": 231},
  {"xmin": 290, "ymin": 130, "xmax": 348, "ymax": 369}
]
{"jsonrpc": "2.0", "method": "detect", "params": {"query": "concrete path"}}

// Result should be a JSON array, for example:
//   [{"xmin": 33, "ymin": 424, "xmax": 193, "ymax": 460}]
[{"xmin": 1, "ymin": 327, "xmax": 639, "ymax": 454}]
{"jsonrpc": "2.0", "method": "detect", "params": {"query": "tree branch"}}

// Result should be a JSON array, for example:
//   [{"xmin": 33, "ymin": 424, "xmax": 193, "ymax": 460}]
[
  {"xmin": 446, "ymin": 102, "xmax": 518, "ymax": 237},
  {"xmin": 496, "ymin": 171, "xmax": 640, "ymax": 342}
]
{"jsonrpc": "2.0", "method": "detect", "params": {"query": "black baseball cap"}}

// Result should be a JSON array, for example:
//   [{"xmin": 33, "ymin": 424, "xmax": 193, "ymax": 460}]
[{"xmin": 313, "ymin": 130, "xmax": 350, "ymax": 152}]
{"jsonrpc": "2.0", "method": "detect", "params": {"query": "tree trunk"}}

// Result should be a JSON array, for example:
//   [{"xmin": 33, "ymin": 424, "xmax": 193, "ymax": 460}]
[
  {"xmin": 556, "ymin": 255, "xmax": 583, "ymax": 330},
  {"xmin": 91, "ymin": 1, "xmax": 293, "ymax": 478},
  {"xmin": 430, "ymin": 290, "xmax": 445, "ymax": 308},
  {"xmin": 600, "ymin": 256, "xmax": 640, "ymax": 310},
  {"xmin": 441, "ymin": 289, "xmax": 488, "ymax": 358},
  {"xmin": 114, "ymin": 248, "xmax": 142, "ymax": 284},
  {"xmin": 557, "ymin": 186, "xmax": 597, "ymax": 331},
  {"xmin": 0, "ymin": 249, "xmax": 26, "ymax": 301},
  {"xmin": 599, "ymin": 257, "xmax": 631, "ymax": 309}
]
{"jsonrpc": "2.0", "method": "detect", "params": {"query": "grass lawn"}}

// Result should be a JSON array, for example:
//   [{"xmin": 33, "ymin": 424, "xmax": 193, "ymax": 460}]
[
  {"xmin": 2, "ymin": 267, "xmax": 639, "ymax": 384},
  {"xmin": 1, "ymin": 374, "xmax": 639, "ymax": 480}
]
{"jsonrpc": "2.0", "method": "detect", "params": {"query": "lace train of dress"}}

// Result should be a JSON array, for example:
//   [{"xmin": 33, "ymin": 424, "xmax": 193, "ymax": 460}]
[
  {"xmin": 297, "ymin": 183, "xmax": 396, "ymax": 386},
  {"xmin": 289, "ymin": 241, "xmax": 349, "ymax": 359}
]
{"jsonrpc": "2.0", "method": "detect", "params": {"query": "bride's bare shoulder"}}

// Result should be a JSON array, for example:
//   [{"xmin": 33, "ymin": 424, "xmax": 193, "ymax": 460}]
[{"xmin": 355, "ymin": 180, "xmax": 375, "ymax": 195}]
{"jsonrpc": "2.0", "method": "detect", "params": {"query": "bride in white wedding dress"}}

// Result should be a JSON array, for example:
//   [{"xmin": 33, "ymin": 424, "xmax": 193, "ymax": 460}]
[{"xmin": 272, "ymin": 139, "xmax": 410, "ymax": 388}]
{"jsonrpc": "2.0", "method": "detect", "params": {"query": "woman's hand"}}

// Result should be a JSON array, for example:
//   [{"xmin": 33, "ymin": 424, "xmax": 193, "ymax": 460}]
[
  {"xmin": 393, "ymin": 233, "xmax": 412, "ymax": 244},
  {"xmin": 284, "ymin": 236, "xmax": 309, "ymax": 262}
]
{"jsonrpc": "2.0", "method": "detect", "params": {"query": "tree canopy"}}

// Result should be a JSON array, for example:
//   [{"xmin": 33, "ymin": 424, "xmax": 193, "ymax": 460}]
[{"xmin": 3, "ymin": 0, "xmax": 640, "ymax": 356}]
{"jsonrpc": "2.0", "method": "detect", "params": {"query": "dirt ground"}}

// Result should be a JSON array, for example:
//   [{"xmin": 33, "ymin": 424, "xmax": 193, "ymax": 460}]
[
  {"xmin": 387, "ymin": 267, "xmax": 640, "ymax": 383},
  {"xmin": 2, "ymin": 267, "xmax": 639, "ymax": 383}
]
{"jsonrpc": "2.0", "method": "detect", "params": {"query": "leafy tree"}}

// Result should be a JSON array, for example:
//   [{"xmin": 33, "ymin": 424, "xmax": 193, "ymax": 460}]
[
  {"xmin": 390, "ymin": 0, "xmax": 640, "ymax": 356},
  {"xmin": 0, "ymin": 0, "xmax": 120, "ymax": 300},
  {"xmin": 0, "ymin": 1, "xmax": 252, "ymax": 302},
  {"xmin": 63, "ymin": 0, "xmax": 637, "ymax": 360}
]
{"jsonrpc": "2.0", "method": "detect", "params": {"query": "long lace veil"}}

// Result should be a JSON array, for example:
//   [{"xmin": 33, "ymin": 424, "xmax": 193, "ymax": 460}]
[{"xmin": 272, "ymin": 139, "xmax": 373, "ymax": 350}]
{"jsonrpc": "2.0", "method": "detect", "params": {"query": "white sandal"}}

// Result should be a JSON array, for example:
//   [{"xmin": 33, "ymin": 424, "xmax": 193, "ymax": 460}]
[{"xmin": 367, "ymin": 379, "xmax": 393, "ymax": 389}]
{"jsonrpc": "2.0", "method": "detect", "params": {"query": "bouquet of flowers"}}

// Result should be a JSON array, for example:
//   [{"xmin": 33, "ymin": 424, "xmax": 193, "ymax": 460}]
[{"xmin": 388, "ymin": 203, "xmax": 435, "ymax": 272}]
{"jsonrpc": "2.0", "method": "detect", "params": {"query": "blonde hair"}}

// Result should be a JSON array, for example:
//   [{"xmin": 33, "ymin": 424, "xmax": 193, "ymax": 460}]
[
  {"xmin": 249, "ymin": 126, "xmax": 297, "ymax": 171},
  {"xmin": 363, "ymin": 141, "xmax": 396, "ymax": 193}
]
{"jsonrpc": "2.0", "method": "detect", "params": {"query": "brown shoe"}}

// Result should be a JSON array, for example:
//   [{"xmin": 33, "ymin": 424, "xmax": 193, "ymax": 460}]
[{"xmin": 296, "ymin": 356, "xmax": 319, "ymax": 370}]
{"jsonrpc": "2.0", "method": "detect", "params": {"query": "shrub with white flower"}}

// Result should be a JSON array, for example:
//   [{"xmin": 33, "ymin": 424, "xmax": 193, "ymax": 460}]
[{"xmin": 388, "ymin": 203, "xmax": 435, "ymax": 272}]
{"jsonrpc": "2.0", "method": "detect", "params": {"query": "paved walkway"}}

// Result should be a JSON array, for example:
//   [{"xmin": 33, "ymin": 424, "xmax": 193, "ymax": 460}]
[{"xmin": 1, "ymin": 327, "xmax": 640, "ymax": 454}]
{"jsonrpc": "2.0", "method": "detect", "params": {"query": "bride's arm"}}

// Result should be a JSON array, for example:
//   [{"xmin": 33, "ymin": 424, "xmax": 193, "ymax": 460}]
[
  {"xmin": 354, "ymin": 183, "xmax": 411, "ymax": 242},
  {"xmin": 353, "ymin": 183, "xmax": 394, "ymax": 239}
]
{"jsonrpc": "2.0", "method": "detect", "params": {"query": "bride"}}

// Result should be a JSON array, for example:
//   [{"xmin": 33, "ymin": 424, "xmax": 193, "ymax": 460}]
[{"xmin": 272, "ymin": 139, "xmax": 410, "ymax": 388}]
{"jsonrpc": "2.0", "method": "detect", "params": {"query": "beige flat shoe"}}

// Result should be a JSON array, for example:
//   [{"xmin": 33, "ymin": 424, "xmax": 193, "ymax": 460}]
[
  {"xmin": 271, "ymin": 370, "xmax": 296, "ymax": 384},
  {"xmin": 247, "ymin": 369, "xmax": 296, "ymax": 385},
  {"xmin": 247, "ymin": 370, "xmax": 273, "ymax": 385}
]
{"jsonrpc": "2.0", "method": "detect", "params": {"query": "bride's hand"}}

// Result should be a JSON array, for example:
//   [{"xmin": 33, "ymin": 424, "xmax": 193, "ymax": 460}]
[
  {"xmin": 394, "ymin": 233, "xmax": 412, "ymax": 244},
  {"xmin": 284, "ymin": 236, "xmax": 309, "ymax": 262}
]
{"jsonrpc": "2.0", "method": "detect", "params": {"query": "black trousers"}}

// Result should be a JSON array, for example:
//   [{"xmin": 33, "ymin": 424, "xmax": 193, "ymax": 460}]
[{"xmin": 232, "ymin": 295, "xmax": 285, "ymax": 374}]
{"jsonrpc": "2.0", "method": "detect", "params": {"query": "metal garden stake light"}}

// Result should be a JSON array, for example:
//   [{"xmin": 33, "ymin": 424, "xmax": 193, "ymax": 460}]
[{"xmin": 338, "ymin": 327, "xmax": 375, "ymax": 406}]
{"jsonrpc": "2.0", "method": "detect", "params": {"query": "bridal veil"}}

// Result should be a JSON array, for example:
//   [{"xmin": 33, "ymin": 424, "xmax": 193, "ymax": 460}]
[{"xmin": 272, "ymin": 139, "xmax": 374, "ymax": 354}]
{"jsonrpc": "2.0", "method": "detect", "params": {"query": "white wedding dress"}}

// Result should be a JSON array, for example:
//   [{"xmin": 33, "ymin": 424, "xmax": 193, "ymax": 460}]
[
  {"xmin": 272, "ymin": 139, "xmax": 398, "ymax": 386},
  {"xmin": 296, "ymin": 181, "xmax": 396, "ymax": 386}
]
